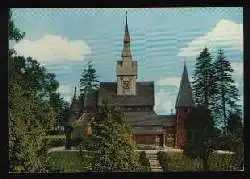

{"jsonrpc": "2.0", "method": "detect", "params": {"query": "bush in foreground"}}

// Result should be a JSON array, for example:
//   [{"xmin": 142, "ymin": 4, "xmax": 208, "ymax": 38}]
[
  {"xmin": 157, "ymin": 151, "xmax": 168, "ymax": 171},
  {"xmin": 138, "ymin": 151, "xmax": 150, "ymax": 172}
]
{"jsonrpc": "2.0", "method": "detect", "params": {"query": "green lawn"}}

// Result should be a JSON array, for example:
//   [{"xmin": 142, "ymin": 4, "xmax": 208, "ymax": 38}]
[
  {"xmin": 47, "ymin": 151, "xmax": 91, "ymax": 172},
  {"xmin": 165, "ymin": 151, "xmax": 237, "ymax": 171}
]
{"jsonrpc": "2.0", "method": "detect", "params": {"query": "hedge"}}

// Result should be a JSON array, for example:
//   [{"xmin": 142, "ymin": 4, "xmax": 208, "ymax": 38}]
[
  {"xmin": 44, "ymin": 135, "xmax": 66, "ymax": 149},
  {"xmin": 161, "ymin": 151, "xmax": 238, "ymax": 171},
  {"xmin": 47, "ymin": 151, "xmax": 91, "ymax": 172}
]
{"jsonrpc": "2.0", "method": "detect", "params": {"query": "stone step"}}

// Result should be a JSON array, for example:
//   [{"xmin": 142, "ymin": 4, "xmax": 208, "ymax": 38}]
[{"xmin": 151, "ymin": 168, "xmax": 163, "ymax": 172}]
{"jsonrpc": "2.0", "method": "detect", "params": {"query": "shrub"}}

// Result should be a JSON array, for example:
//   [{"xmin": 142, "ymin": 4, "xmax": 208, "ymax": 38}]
[
  {"xmin": 164, "ymin": 135, "xmax": 175, "ymax": 147},
  {"xmin": 138, "ymin": 151, "xmax": 150, "ymax": 172},
  {"xmin": 47, "ymin": 151, "xmax": 91, "ymax": 172},
  {"xmin": 45, "ymin": 135, "xmax": 66, "ymax": 149},
  {"xmin": 157, "ymin": 151, "xmax": 168, "ymax": 171},
  {"xmin": 164, "ymin": 151, "xmax": 237, "ymax": 171},
  {"xmin": 71, "ymin": 123, "xmax": 89, "ymax": 148}
]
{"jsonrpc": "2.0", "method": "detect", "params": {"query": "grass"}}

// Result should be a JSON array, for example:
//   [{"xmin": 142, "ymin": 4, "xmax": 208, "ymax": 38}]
[
  {"xmin": 165, "ymin": 151, "xmax": 237, "ymax": 171},
  {"xmin": 47, "ymin": 151, "xmax": 91, "ymax": 172}
]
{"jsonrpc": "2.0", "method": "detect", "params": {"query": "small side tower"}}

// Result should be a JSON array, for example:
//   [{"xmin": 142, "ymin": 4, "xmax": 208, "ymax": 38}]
[
  {"xmin": 175, "ymin": 61, "xmax": 194, "ymax": 149},
  {"xmin": 70, "ymin": 86, "xmax": 81, "ymax": 121},
  {"xmin": 65, "ymin": 86, "xmax": 81, "ymax": 149}
]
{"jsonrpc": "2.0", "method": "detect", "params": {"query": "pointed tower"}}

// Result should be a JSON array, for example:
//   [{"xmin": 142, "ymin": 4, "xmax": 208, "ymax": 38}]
[
  {"xmin": 175, "ymin": 61, "xmax": 194, "ymax": 149},
  {"xmin": 116, "ymin": 11, "xmax": 137, "ymax": 96},
  {"xmin": 70, "ymin": 86, "xmax": 81, "ymax": 121}
]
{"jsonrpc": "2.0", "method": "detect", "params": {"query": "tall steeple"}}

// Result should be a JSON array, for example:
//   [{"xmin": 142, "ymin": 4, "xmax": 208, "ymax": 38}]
[
  {"xmin": 122, "ymin": 11, "xmax": 132, "ymax": 60},
  {"xmin": 175, "ymin": 61, "xmax": 193, "ymax": 108},
  {"xmin": 116, "ymin": 11, "xmax": 137, "ymax": 96}
]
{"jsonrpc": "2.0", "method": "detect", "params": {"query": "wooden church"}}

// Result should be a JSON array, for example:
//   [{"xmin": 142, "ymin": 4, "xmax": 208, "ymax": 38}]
[{"xmin": 67, "ymin": 13, "xmax": 195, "ymax": 149}]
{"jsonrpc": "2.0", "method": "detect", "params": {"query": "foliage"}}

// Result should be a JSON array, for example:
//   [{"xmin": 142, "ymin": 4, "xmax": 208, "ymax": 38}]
[
  {"xmin": 8, "ymin": 9, "xmax": 60, "ymax": 172},
  {"xmin": 71, "ymin": 123, "xmax": 89, "ymax": 148},
  {"xmin": 227, "ymin": 111, "xmax": 243, "ymax": 138},
  {"xmin": 79, "ymin": 60, "xmax": 99, "ymax": 107},
  {"xmin": 47, "ymin": 151, "xmax": 91, "ymax": 172},
  {"xmin": 183, "ymin": 105, "xmax": 215, "ymax": 171},
  {"xmin": 9, "ymin": 84, "xmax": 56, "ymax": 172},
  {"xmin": 44, "ymin": 135, "xmax": 66, "ymax": 149},
  {"xmin": 138, "ymin": 151, "xmax": 151, "ymax": 172},
  {"xmin": 165, "ymin": 151, "xmax": 236, "ymax": 171},
  {"xmin": 213, "ymin": 48, "xmax": 241, "ymax": 132},
  {"xmin": 86, "ymin": 101, "xmax": 139, "ymax": 171},
  {"xmin": 192, "ymin": 47, "xmax": 217, "ymax": 108},
  {"xmin": 49, "ymin": 92, "xmax": 70, "ymax": 128},
  {"xmin": 164, "ymin": 135, "xmax": 175, "ymax": 147},
  {"xmin": 157, "ymin": 151, "xmax": 168, "ymax": 171},
  {"xmin": 8, "ymin": 9, "xmax": 25, "ymax": 42}
]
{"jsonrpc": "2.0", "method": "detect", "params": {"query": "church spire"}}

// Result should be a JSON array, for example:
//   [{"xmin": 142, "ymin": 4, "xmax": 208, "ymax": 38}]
[
  {"xmin": 175, "ymin": 61, "xmax": 193, "ymax": 108},
  {"xmin": 73, "ymin": 86, "xmax": 77, "ymax": 100},
  {"xmin": 122, "ymin": 11, "xmax": 132, "ymax": 60}
]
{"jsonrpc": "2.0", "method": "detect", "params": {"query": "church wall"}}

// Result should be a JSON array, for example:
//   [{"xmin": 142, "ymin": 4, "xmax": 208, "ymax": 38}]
[
  {"xmin": 134, "ymin": 134, "xmax": 163, "ymax": 146},
  {"xmin": 176, "ymin": 107, "xmax": 192, "ymax": 149}
]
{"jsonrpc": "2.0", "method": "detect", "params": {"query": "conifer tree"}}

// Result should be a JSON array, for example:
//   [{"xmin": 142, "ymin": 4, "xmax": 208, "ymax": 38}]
[
  {"xmin": 79, "ymin": 61, "xmax": 99, "ymax": 108},
  {"xmin": 213, "ymin": 49, "xmax": 241, "ymax": 133},
  {"xmin": 192, "ymin": 47, "xmax": 217, "ymax": 109}
]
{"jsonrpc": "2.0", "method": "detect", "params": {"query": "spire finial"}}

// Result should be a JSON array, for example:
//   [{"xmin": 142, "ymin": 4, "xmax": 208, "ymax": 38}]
[
  {"xmin": 73, "ymin": 86, "xmax": 77, "ymax": 99},
  {"xmin": 126, "ymin": 10, "xmax": 128, "ymax": 25}
]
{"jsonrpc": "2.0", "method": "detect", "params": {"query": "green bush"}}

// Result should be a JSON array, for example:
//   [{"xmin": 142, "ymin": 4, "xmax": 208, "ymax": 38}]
[
  {"xmin": 47, "ymin": 151, "xmax": 91, "ymax": 172},
  {"xmin": 138, "ymin": 151, "xmax": 151, "ymax": 172},
  {"xmin": 157, "ymin": 151, "xmax": 168, "ymax": 171},
  {"xmin": 71, "ymin": 123, "xmax": 89, "ymax": 148},
  {"xmin": 164, "ymin": 151, "xmax": 237, "ymax": 171},
  {"xmin": 45, "ymin": 135, "xmax": 66, "ymax": 149},
  {"xmin": 164, "ymin": 135, "xmax": 175, "ymax": 147}
]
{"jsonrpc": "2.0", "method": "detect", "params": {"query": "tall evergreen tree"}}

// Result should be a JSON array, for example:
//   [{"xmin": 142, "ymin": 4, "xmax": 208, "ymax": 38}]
[
  {"xmin": 213, "ymin": 48, "xmax": 240, "ymax": 133},
  {"xmin": 86, "ymin": 101, "xmax": 139, "ymax": 172},
  {"xmin": 192, "ymin": 47, "xmax": 217, "ymax": 109},
  {"xmin": 79, "ymin": 60, "xmax": 99, "ymax": 108}
]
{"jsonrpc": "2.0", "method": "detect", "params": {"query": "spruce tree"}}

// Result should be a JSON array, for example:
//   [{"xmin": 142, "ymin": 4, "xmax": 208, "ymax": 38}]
[
  {"xmin": 213, "ymin": 48, "xmax": 240, "ymax": 133},
  {"xmin": 192, "ymin": 47, "xmax": 217, "ymax": 109},
  {"xmin": 79, "ymin": 61, "xmax": 99, "ymax": 108},
  {"xmin": 86, "ymin": 101, "xmax": 139, "ymax": 172}
]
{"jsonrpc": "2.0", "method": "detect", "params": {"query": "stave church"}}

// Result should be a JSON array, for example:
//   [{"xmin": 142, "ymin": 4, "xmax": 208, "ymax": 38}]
[{"xmin": 68, "ymin": 13, "xmax": 195, "ymax": 149}]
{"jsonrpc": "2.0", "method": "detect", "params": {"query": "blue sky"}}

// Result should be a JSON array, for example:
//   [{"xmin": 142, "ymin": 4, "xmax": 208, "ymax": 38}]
[{"xmin": 11, "ymin": 8, "xmax": 243, "ymax": 115}]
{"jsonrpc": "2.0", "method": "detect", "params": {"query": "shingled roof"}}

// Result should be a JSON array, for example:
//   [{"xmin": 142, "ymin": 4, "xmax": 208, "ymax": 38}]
[
  {"xmin": 175, "ymin": 62, "xmax": 194, "ymax": 108},
  {"xmin": 127, "ymin": 114, "xmax": 176, "ymax": 127},
  {"xmin": 132, "ymin": 126, "xmax": 166, "ymax": 135},
  {"xmin": 97, "ymin": 82, "xmax": 154, "ymax": 107}
]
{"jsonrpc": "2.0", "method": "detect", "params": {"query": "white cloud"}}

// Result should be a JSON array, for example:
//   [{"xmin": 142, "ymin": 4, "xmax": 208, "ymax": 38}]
[
  {"xmin": 14, "ymin": 34, "xmax": 91, "ymax": 63},
  {"xmin": 156, "ymin": 77, "xmax": 181, "ymax": 87},
  {"xmin": 178, "ymin": 19, "xmax": 243, "ymax": 57},
  {"xmin": 154, "ymin": 89, "xmax": 177, "ymax": 115}
]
